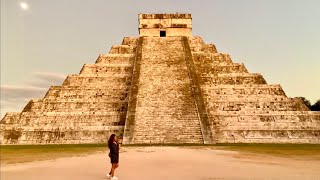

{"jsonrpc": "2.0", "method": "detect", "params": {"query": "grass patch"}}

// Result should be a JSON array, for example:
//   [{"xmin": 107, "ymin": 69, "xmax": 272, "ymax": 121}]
[
  {"xmin": 0, "ymin": 144, "xmax": 108, "ymax": 164},
  {"xmin": 122, "ymin": 143, "xmax": 208, "ymax": 147},
  {"xmin": 124, "ymin": 143, "xmax": 320, "ymax": 159},
  {"xmin": 2, "ymin": 143, "xmax": 320, "ymax": 165},
  {"xmin": 213, "ymin": 143, "xmax": 320, "ymax": 159}
]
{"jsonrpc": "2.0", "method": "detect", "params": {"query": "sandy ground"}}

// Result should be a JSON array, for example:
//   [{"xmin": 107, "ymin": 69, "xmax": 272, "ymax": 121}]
[{"xmin": 1, "ymin": 146, "xmax": 320, "ymax": 180}]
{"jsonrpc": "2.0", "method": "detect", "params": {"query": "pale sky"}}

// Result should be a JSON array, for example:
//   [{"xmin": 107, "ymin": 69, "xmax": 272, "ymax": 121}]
[{"xmin": 1, "ymin": 0, "xmax": 320, "ymax": 118}]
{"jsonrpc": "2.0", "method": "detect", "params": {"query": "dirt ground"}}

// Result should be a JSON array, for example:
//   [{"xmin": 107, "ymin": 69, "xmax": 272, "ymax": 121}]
[{"xmin": 1, "ymin": 146, "xmax": 320, "ymax": 180}]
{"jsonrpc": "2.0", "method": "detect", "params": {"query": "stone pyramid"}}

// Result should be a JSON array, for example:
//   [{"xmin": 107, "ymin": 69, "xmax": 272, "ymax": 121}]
[{"xmin": 1, "ymin": 13, "xmax": 319, "ymax": 144}]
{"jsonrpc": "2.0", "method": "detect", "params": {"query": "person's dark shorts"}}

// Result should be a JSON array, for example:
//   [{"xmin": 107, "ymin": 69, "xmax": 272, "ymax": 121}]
[{"xmin": 110, "ymin": 155, "xmax": 119, "ymax": 164}]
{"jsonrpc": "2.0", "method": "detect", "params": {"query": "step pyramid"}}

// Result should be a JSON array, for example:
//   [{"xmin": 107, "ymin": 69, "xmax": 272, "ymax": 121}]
[{"xmin": 1, "ymin": 13, "xmax": 319, "ymax": 144}]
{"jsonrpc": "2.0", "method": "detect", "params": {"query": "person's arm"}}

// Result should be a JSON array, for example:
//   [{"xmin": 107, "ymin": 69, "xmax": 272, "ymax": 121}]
[{"xmin": 118, "ymin": 139, "xmax": 122, "ymax": 150}]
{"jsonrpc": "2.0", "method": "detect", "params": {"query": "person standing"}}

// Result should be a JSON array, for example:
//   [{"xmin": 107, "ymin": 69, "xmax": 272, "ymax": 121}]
[{"xmin": 107, "ymin": 134, "xmax": 121, "ymax": 180}]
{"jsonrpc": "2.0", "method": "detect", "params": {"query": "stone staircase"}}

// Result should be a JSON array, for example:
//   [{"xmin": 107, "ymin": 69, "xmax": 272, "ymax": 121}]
[
  {"xmin": 2, "ymin": 12, "xmax": 319, "ymax": 145},
  {"xmin": 124, "ymin": 37, "xmax": 204, "ymax": 144},
  {"xmin": 1, "ymin": 34, "xmax": 319, "ymax": 144}
]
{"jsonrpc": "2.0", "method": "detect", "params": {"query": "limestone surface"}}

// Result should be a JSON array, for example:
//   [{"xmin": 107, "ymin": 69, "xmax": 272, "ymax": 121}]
[{"xmin": 1, "ymin": 14, "xmax": 319, "ymax": 144}]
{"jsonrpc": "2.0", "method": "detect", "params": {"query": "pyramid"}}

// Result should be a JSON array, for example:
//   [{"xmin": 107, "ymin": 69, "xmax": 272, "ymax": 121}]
[{"xmin": 1, "ymin": 13, "xmax": 319, "ymax": 144}]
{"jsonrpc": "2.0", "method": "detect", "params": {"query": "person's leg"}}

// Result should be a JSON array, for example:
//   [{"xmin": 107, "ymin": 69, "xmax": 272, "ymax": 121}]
[
  {"xmin": 108, "ymin": 164, "xmax": 112, "ymax": 176},
  {"xmin": 111, "ymin": 163, "xmax": 116, "ymax": 177},
  {"xmin": 108, "ymin": 157, "xmax": 113, "ymax": 176}
]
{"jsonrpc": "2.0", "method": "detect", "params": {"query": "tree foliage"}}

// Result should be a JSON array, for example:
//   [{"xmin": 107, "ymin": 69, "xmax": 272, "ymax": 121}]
[
  {"xmin": 310, "ymin": 100, "xmax": 320, "ymax": 111},
  {"xmin": 297, "ymin": 97, "xmax": 320, "ymax": 111},
  {"xmin": 297, "ymin": 97, "xmax": 312, "ymax": 109}
]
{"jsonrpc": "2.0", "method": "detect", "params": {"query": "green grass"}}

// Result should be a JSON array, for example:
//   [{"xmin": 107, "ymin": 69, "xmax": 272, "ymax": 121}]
[
  {"xmin": 0, "ymin": 144, "xmax": 107, "ymax": 164},
  {"xmin": 1, "ymin": 143, "xmax": 320, "ymax": 165},
  {"xmin": 124, "ymin": 143, "xmax": 320, "ymax": 159},
  {"xmin": 213, "ymin": 143, "xmax": 320, "ymax": 159}
]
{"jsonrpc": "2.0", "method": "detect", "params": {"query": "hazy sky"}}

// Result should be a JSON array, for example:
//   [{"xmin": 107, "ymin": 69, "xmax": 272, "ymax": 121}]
[{"xmin": 1, "ymin": 0, "xmax": 320, "ymax": 118}]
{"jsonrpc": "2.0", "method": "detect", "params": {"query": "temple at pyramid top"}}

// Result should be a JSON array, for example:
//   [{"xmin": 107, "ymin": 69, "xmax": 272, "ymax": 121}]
[{"xmin": 138, "ymin": 13, "xmax": 192, "ymax": 37}]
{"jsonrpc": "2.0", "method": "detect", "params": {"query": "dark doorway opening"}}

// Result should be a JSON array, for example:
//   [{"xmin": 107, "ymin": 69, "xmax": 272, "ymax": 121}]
[{"xmin": 160, "ymin": 30, "xmax": 166, "ymax": 37}]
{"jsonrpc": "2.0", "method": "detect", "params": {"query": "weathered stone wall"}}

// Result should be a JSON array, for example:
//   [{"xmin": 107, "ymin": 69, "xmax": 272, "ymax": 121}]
[
  {"xmin": 1, "ymin": 14, "xmax": 319, "ymax": 145},
  {"xmin": 124, "ymin": 37, "xmax": 203, "ymax": 144},
  {"xmin": 139, "ymin": 13, "xmax": 192, "ymax": 37},
  {"xmin": 0, "ymin": 37, "xmax": 138, "ymax": 144},
  {"xmin": 188, "ymin": 36, "xmax": 320, "ymax": 143}
]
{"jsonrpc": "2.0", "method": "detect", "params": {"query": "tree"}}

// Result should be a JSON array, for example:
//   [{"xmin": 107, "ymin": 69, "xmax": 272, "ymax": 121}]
[
  {"xmin": 297, "ymin": 97, "xmax": 312, "ymax": 109},
  {"xmin": 311, "ymin": 100, "xmax": 320, "ymax": 111}
]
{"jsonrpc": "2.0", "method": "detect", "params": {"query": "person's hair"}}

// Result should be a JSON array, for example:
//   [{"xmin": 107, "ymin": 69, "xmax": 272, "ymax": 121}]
[{"xmin": 108, "ymin": 134, "xmax": 116, "ymax": 148}]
